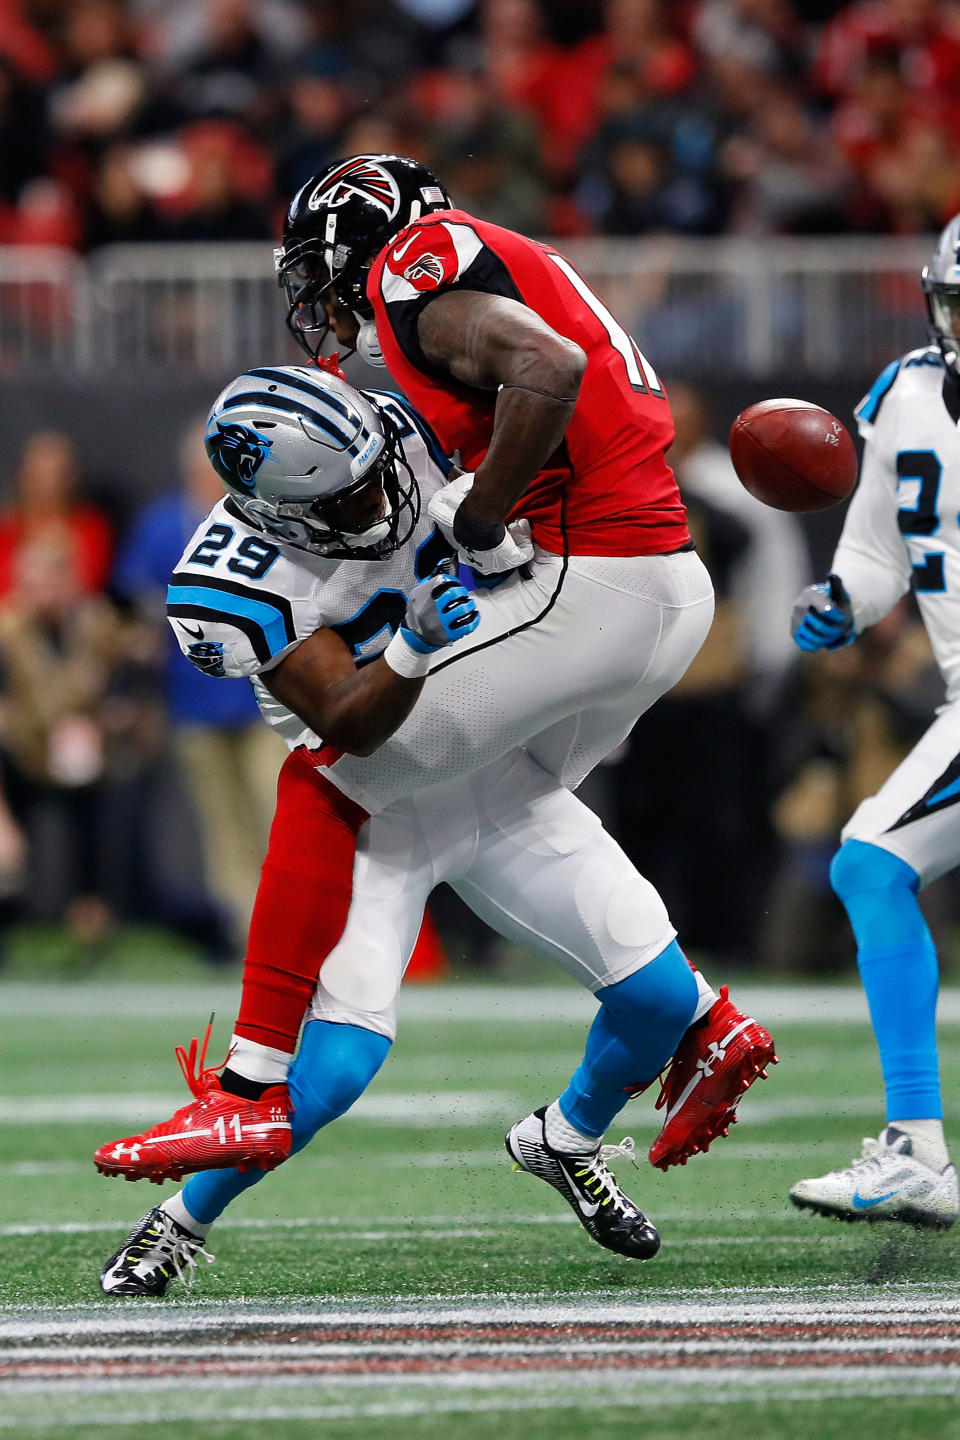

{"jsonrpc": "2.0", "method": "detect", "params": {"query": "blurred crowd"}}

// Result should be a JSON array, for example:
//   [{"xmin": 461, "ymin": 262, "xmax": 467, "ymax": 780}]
[
  {"xmin": 0, "ymin": 419, "xmax": 286, "ymax": 967},
  {"xmin": 0, "ymin": 394, "xmax": 952, "ymax": 976},
  {"xmin": 0, "ymin": 0, "xmax": 959, "ymax": 250}
]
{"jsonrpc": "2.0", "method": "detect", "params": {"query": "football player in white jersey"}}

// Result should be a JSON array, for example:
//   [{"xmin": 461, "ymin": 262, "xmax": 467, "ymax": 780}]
[
  {"xmin": 788, "ymin": 217, "xmax": 960, "ymax": 1230},
  {"xmin": 94, "ymin": 365, "xmax": 776, "ymax": 1294}
]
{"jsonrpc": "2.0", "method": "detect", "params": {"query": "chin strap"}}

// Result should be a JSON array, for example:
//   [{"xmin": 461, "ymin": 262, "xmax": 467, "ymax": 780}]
[{"xmin": 356, "ymin": 320, "xmax": 386, "ymax": 366}]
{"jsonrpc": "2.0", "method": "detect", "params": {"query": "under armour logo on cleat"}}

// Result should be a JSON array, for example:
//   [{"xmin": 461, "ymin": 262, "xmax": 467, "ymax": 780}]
[{"xmin": 110, "ymin": 1143, "xmax": 142, "ymax": 1162}]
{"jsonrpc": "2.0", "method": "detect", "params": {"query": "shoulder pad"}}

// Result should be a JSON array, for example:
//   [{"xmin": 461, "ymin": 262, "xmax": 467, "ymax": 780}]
[
  {"xmin": 364, "ymin": 387, "xmax": 453, "ymax": 477},
  {"xmin": 380, "ymin": 217, "xmax": 486, "ymax": 301},
  {"xmin": 902, "ymin": 346, "xmax": 943, "ymax": 371},
  {"xmin": 855, "ymin": 358, "xmax": 901, "ymax": 432}
]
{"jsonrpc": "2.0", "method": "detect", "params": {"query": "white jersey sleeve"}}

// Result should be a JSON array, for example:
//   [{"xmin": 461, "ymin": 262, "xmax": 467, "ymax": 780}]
[
  {"xmin": 830, "ymin": 346, "xmax": 960, "ymax": 703},
  {"xmin": 831, "ymin": 351, "xmax": 932, "ymax": 631},
  {"xmin": 166, "ymin": 498, "xmax": 321, "ymax": 680}
]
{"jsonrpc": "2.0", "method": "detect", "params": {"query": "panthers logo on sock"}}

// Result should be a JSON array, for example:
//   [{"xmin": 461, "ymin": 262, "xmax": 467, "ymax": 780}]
[{"xmin": 206, "ymin": 421, "xmax": 273, "ymax": 492}]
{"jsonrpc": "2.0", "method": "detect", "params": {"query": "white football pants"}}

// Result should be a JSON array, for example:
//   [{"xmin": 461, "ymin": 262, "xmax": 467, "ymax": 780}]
[
  {"xmin": 321, "ymin": 547, "xmax": 715, "ymax": 813},
  {"xmin": 842, "ymin": 695, "xmax": 960, "ymax": 884},
  {"xmin": 310, "ymin": 748, "xmax": 678, "ymax": 1040}
]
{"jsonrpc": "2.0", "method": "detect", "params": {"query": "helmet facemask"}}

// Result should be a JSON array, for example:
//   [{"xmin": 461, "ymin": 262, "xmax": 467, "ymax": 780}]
[
  {"xmin": 276, "ymin": 154, "xmax": 452, "ymax": 361},
  {"xmin": 923, "ymin": 277, "xmax": 960, "ymax": 380},
  {"xmin": 234, "ymin": 408, "xmax": 420, "ymax": 561}
]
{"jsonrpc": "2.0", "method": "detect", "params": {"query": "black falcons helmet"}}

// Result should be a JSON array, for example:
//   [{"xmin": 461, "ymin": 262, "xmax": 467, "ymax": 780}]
[{"xmin": 275, "ymin": 154, "xmax": 452, "ymax": 359}]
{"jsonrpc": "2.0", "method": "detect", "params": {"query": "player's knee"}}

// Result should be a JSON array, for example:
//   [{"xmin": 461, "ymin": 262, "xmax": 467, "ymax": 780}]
[
  {"xmin": 829, "ymin": 839, "xmax": 920, "ymax": 905},
  {"xmin": 287, "ymin": 1020, "xmax": 391, "ymax": 1147},
  {"xmin": 599, "ymin": 940, "xmax": 698, "ymax": 1036}
]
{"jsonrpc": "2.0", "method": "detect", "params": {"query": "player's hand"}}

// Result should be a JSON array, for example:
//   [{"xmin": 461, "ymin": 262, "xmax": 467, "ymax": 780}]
[
  {"xmin": 427, "ymin": 474, "xmax": 535, "ymax": 576},
  {"xmin": 791, "ymin": 573, "xmax": 855, "ymax": 652},
  {"xmin": 427, "ymin": 473, "xmax": 475, "ymax": 544},
  {"xmin": 401, "ymin": 563, "xmax": 481, "ymax": 653}
]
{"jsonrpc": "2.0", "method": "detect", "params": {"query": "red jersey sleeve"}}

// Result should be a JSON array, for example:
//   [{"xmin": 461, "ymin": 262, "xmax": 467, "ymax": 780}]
[{"xmin": 376, "ymin": 214, "xmax": 523, "ymax": 374}]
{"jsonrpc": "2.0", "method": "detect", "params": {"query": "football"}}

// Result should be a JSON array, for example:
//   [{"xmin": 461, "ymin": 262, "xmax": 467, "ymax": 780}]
[{"xmin": 728, "ymin": 398, "xmax": 858, "ymax": 513}]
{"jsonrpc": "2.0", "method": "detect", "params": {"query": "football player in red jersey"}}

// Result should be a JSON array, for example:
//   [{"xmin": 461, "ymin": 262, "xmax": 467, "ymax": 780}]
[{"xmin": 93, "ymin": 160, "xmax": 776, "ymax": 1277}]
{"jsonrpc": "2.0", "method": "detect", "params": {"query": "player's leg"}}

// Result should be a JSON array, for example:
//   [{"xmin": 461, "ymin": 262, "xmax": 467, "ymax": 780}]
[
  {"xmin": 99, "ymin": 1019, "xmax": 392, "ymax": 1296},
  {"xmin": 100, "ymin": 802, "xmax": 436, "ymax": 1295},
  {"xmin": 790, "ymin": 704, "xmax": 960, "ymax": 1227},
  {"xmin": 449, "ymin": 753, "xmax": 773, "ymax": 1255},
  {"xmin": 93, "ymin": 746, "xmax": 372, "ymax": 1183}
]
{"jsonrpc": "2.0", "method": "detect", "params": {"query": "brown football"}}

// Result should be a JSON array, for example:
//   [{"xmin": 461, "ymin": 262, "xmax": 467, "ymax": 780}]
[{"xmin": 728, "ymin": 398, "xmax": 858, "ymax": 513}]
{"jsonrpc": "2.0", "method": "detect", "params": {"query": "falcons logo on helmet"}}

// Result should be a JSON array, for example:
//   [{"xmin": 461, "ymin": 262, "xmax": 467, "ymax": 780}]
[{"xmin": 308, "ymin": 159, "xmax": 401, "ymax": 219}]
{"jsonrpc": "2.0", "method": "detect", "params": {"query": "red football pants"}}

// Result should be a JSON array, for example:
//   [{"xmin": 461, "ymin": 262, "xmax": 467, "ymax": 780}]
[{"xmin": 234, "ymin": 747, "xmax": 368, "ymax": 1052}]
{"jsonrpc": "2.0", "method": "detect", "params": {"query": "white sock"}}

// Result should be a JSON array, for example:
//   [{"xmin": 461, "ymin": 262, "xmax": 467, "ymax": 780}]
[
  {"xmin": 226, "ymin": 1034, "xmax": 292, "ymax": 1086},
  {"xmin": 690, "ymin": 968, "xmax": 717, "ymax": 1024},
  {"xmin": 161, "ymin": 1191, "xmax": 212, "ymax": 1240},
  {"xmin": 887, "ymin": 1119, "xmax": 950, "ymax": 1172},
  {"xmin": 544, "ymin": 1100, "xmax": 600, "ymax": 1154}
]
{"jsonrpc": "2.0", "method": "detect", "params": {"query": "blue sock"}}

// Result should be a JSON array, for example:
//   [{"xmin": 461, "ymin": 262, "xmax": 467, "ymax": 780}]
[
  {"xmin": 830, "ymin": 839, "xmax": 942, "ymax": 1122},
  {"xmin": 182, "ymin": 1019, "xmax": 391, "ymax": 1225},
  {"xmin": 557, "ymin": 939, "xmax": 698, "ymax": 1140}
]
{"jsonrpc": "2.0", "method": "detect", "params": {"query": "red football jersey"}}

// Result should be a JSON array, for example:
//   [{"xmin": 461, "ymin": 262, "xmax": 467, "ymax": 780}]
[{"xmin": 367, "ymin": 209, "xmax": 689, "ymax": 557}]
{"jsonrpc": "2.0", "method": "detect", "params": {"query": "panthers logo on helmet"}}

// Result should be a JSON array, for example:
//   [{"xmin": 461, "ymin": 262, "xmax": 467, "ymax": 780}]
[
  {"xmin": 308, "ymin": 159, "xmax": 401, "ymax": 219},
  {"xmin": 206, "ymin": 421, "xmax": 273, "ymax": 492}
]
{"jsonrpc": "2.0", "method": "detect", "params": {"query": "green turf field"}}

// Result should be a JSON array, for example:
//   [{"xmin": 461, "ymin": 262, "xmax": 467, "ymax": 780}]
[{"xmin": 2, "ymin": 978, "xmax": 960, "ymax": 1439}]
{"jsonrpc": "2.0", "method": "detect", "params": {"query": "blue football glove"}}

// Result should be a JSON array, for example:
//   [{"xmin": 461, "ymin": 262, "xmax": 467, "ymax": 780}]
[
  {"xmin": 791, "ymin": 573, "xmax": 855, "ymax": 652},
  {"xmin": 400, "ymin": 563, "xmax": 481, "ymax": 654}
]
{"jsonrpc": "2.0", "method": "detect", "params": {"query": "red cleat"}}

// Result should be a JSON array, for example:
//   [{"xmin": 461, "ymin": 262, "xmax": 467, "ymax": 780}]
[
  {"xmin": 94, "ymin": 1025, "xmax": 292, "ymax": 1184},
  {"xmin": 648, "ymin": 986, "xmax": 777, "ymax": 1171}
]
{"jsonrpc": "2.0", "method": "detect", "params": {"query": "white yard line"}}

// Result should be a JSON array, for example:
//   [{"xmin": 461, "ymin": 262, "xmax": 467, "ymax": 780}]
[
  {"xmin": 0, "ymin": 1091, "xmax": 885, "ymax": 1127},
  {"xmin": 7, "ymin": 1289, "xmax": 960, "ymax": 1338},
  {"xmin": 5, "ymin": 981, "xmax": 960, "ymax": 1024},
  {"xmin": 2, "ymin": 1371, "xmax": 959, "ymax": 1427},
  {"xmin": 0, "ymin": 1090, "xmax": 516, "ymax": 1126}
]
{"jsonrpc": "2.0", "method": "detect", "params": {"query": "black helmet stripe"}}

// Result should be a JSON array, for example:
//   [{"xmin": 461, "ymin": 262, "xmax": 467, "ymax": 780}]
[
  {"xmin": 247, "ymin": 368, "xmax": 356, "ymax": 422},
  {"xmin": 220, "ymin": 391, "xmax": 359, "ymax": 449}
]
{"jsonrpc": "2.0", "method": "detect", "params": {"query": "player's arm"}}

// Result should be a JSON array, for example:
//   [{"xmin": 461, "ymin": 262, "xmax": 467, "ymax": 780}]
[
  {"xmin": 259, "ymin": 627, "xmax": 419, "ymax": 756},
  {"xmin": 417, "ymin": 291, "xmax": 587, "ymax": 550},
  {"xmin": 172, "ymin": 566, "xmax": 479, "ymax": 757},
  {"xmin": 791, "ymin": 428, "xmax": 912, "ymax": 652},
  {"xmin": 260, "ymin": 568, "xmax": 480, "ymax": 755}
]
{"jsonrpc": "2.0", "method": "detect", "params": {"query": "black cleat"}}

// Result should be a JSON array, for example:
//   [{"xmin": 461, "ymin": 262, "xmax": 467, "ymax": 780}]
[
  {"xmin": 99, "ymin": 1206, "xmax": 214, "ymax": 1297},
  {"xmin": 505, "ymin": 1106, "xmax": 661, "ymax": 1259}
]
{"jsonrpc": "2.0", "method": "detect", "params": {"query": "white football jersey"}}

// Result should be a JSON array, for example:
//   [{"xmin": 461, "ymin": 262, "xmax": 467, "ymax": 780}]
[
  {"xmin": 833, "ymin": 345, "xmax": 960, "ymax": 702},
  {"xmin": 166, "ymin": 389, "xmax": 454, "ymax": 749}
]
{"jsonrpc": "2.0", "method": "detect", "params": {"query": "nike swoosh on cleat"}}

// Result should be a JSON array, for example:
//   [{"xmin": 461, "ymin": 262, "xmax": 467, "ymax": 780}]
[
  {"xmin": 852, "ymin": 1189, "xmax": 900, "ymax": 1209},
  {"xmin": 100, "ymin": 1260, "xmax": 130, "ymax": 1291},
  {"xmin": 557, "ymin": 1161, "xmax": 600, "ymax": 1217}
]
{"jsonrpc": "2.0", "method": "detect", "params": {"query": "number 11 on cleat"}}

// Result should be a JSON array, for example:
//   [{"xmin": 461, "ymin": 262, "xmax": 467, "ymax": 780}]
[{"xmin": 214, "ymin": 1114, "xmax": 243, "ymax": 1143}]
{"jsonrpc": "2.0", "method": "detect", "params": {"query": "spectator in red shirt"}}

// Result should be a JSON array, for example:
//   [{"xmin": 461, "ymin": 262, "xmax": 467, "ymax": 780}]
[
  {"xmin": 815, "ymin": 0, "xmax": 960, "ymax": 109},
  {"xmin": 0, "ymin": 432, "xmax": 113, "ymax": 600}
]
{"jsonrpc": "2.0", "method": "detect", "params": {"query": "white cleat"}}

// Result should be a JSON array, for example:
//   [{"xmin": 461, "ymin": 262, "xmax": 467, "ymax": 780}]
[{"xmin": 790, "ymin": 1126, "xmax": 959, "ymax": 1230}]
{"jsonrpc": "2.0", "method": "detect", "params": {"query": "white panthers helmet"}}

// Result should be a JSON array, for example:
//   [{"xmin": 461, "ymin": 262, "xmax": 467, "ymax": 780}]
[
  {"xmin": 922, "ymin": 213, "xmax": 960, "ymax": 380},
  {"xmin": 204, "ymin": 365, "xmax": 419, "ymax": 558}
]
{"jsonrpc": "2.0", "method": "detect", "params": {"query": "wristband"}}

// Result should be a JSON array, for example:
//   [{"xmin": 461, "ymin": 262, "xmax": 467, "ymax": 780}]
[
  {"xmin": 383, "ymin": 628, "xmax": 433, "ymax": 679},
  {"xmin": 452, "ymin": 508, "xmax": 506, "ymax": 552}
]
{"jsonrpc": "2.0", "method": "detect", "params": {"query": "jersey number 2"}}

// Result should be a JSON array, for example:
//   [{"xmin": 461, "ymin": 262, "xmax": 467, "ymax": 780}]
[{"xmin": 897, "ymin": 451, "xmax": 946, "ymax": 593}]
